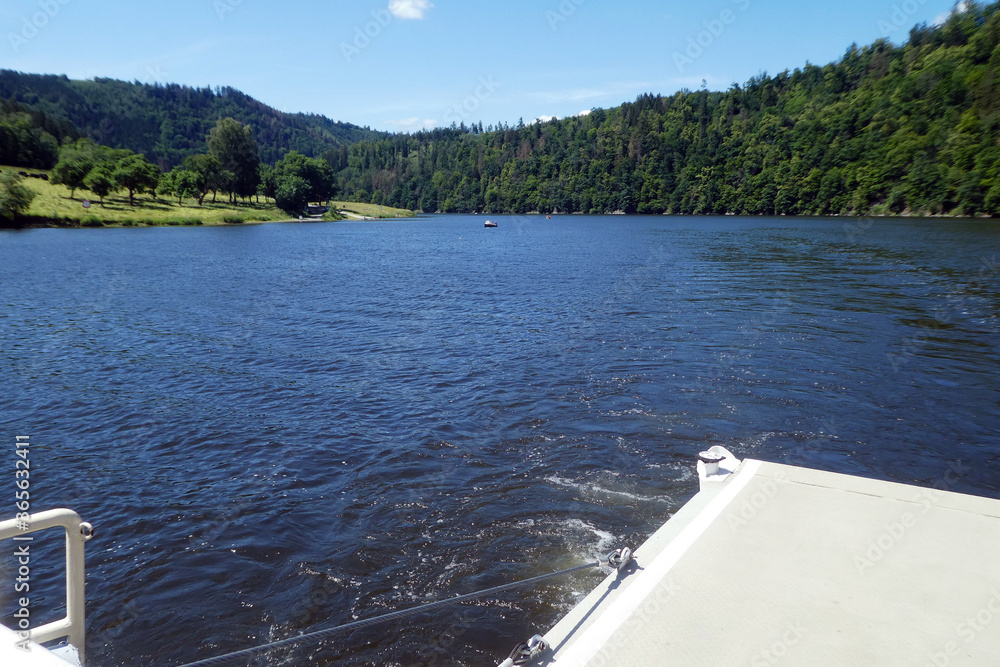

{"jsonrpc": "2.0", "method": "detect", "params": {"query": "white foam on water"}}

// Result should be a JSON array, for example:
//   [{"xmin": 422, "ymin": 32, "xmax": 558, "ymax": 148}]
[
  {"xmin": 545, "ymin": 475, "xmax": 673, "ymax": 504},
  {"xmin": 559, "ymin": 518, "xmax": 618, "ymax": 557},
  {"xmin": 677, "ymin": 466, "xmax": 694, "ymax": 483}
]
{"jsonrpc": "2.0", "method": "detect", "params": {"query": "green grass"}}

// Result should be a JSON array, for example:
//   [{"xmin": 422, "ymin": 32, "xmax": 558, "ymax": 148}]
[
  {"xmin": 3, "ymin": 166, "xmax": 415, "ymax": 227},
  {"xmin": 331, "ymin": 201, "xmax": 414, "ymax": 218},
  {"xmin": 4, "ymin": 165, "xmax": 289, "ymax": 227}
]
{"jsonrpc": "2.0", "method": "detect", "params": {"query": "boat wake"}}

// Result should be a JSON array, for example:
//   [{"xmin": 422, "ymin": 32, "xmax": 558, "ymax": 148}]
[{"xmin": 544, "ymin": 474, "xmax": 674, "ymax": 505}]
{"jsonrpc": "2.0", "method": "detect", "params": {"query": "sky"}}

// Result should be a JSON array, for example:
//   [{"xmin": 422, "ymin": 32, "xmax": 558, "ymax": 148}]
[{"xmin": 1, "ymin": 0, "xmax": 964, "ymax": 133}]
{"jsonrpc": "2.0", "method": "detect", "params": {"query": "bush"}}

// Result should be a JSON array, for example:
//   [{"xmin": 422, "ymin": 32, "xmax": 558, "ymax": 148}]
[
  {"xmin": 0, "ymin": 171, "xmax": 37, "ymax": 221},
  {"xmin": 274, "ymin": 174, "xmax": 309, "ymax": 216},
  {"xmin": 223, "ymin": 214, "xmax": 245, "ymax": 224},
  {"xmin": 81, "ymin": 215, "xmax": 103, "ymax": 227}
]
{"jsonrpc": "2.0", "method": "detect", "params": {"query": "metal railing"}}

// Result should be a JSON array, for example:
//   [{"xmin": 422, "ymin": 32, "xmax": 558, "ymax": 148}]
[{"xmin": 0, "ymin": 509, "xmax": 93, "ymax": 665}]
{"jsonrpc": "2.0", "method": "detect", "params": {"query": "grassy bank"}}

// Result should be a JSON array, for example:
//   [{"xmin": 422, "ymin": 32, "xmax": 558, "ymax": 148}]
[
  {"xmin": 4, "ymin": 165, "xmax": 287, "ymax": 227},
  {"xmin": 3, "ymin": 166, "xmax": 415, "ymax": 227},
  {"xmin": 332, "ymin": 201, "xmax": 414, "ymax": 218}
]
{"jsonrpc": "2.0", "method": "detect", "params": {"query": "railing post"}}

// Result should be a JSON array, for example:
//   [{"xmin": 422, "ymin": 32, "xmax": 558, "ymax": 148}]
[
  {"xmin": 0, "ymin": 508, "xmax": 93, "ymax": 665},
  {"xmin": 65, "ymin": 514, "xmax": 89, "ymax": 665}
]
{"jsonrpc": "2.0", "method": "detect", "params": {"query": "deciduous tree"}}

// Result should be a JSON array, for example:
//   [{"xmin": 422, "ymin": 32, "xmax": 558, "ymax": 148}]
[
  {"xmin": 208, "ymin": 118, "xmax": 259, "ymax": 202},
  {"xmin": 112, "ymin": 153, "xmax": 160, "ymax": 206},
  {"xmin": 50, "ymin": 138, "xmax": 99, "ymax": 199},
  {"xmin": 274, "ymin": 151, "xmax": 335, "ymax": 205},
  {"xmin": 158, "ymin": 167, "xmax": 203, "ymax": 205},
  {"xmin": 274, "ymin": 174, "xmax": 310, "ymax": 216},
  {"xmin": 0, "ymin": 170, "xmax": 37, "ymax": 222},
  {"xmin": 83, "ymin": 165, "xmax": 116, "ymax": 205},
  {"xmin": 183, "ymin": 153, "xmax": 224, "ymax": 205}
]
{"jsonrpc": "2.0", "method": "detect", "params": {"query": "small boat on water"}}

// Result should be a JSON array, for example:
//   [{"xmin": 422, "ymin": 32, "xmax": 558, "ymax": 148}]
[{"xmin": 484, "ymin": 220, "xmax": 498, "ymax": 228}]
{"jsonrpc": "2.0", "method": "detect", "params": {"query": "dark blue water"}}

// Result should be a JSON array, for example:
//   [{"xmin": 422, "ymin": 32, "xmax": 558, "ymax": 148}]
[{"xmin": 1, "ymin": 215, "xmax": 999, "ymax": 666}]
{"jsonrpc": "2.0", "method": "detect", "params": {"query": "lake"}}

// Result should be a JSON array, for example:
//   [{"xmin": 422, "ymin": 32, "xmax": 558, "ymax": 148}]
[{"xmin": 1, "ymin": 214, "xmax": 999, "ymax": 666}]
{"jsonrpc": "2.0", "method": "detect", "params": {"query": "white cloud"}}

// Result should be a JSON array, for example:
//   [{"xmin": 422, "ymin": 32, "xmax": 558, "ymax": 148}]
[
  {"xmin": 934, "ymin": 0, "xmax": 971, "ymax": 25},
  {"xmin": 387, "ymin": 117, "xmax": 437, "ymax": 132},
  {"xmin": 388, "ymin": 0, "xmax": 434, "ymax": 20},
  {"xmin": 532, "ymin": 115, "xmax": 559, "ymax": 124},
  {"xmin": 522, "ymin": 80, "xmax": 661, "ymax": 105},
  {"xmin": 575, "ymin": 109, "xmax": 592, "ymax": 117}
]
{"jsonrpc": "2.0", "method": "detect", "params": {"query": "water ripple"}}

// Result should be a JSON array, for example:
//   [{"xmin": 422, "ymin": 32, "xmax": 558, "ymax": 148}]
[{"xmin": 1, "ymin": 216, "xmax": 998, "ymax": 665}]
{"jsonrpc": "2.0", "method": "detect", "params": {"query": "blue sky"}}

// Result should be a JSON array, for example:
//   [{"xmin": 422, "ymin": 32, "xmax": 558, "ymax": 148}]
[{"xmin": 2, "ymin": 0, "xmax": 963, "ymax": 133}]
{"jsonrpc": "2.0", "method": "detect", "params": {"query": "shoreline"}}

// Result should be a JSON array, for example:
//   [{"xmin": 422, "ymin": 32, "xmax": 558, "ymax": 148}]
[
  {"xmin": 4, "ymin": 211, "xmax": 995, "ymax": 230},
  {"xmin": 2, "ymin": 217, "xmax": 292, "ymax": 230},
  {"xmin": 0, "ymin": 209, "xmax": 420, "ymax": 230}
]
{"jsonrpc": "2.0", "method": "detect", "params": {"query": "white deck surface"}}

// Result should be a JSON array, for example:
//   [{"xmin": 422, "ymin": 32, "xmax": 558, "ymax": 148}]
[
  {"xmin": 0, "ymin": 625, "xmax": 77, "ymax": 666},
  {"xmin": 538, "ymin": 459, "xmax": 1000, "ymax": 665}
]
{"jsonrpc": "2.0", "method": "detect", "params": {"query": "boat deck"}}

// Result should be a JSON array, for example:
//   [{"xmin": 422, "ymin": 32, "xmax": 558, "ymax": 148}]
[
  {"xmin": 0, "ymin": 626, "xmax": 79, "ymax": 667},
  {"xmin": 536, "ymin": 456, "xmax": 1000, "ymax": 665}
]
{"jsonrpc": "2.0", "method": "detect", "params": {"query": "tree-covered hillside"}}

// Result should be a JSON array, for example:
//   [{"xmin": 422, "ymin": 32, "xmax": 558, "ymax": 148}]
[
  {"xmin": 0, "ymin": 98, "xmax": 82, "ymax": 169},
  {"xmin": 0, "ymin": 71, "xmax": 387, "ymax": 169},
  {"xmin": 6, "ymin": 2, "xmax": 1000, "ymax": 217},
  {"xmin": 333, "ymin": 2, "xmax": 1000, "ymax": 216}
]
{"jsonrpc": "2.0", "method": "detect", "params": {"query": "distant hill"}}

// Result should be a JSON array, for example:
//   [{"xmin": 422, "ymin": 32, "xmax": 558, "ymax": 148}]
[
  {"xmin": 0, "ymin": 71, "xmax": 388, "ymax": 169},
  {"xmin": 7, "ymin": 2, "xmax": 1000, "ymax": 217},
  {"xmin": 332, "ymin": 2, "xmax": 1000, "ymax": 217}
]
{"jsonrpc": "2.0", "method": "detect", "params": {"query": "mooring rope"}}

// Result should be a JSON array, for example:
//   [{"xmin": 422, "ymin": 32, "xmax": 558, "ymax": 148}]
[{"xmin": 173, "ymin": 549, "xmax": 632, "ymax": 667}]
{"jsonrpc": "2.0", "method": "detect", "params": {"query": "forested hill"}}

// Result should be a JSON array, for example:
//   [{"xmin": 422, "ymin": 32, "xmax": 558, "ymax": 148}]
[
  {"xmin": 0, "ymin": 71, "xmax": 387, "ymax": 169},
  {"xmin": 6, "ymin": 3, "xmax": 1000, "ymax": 216},
  {"xmin": 335, "ymin": 3, "xmax": 1000, "ymax": 216}
]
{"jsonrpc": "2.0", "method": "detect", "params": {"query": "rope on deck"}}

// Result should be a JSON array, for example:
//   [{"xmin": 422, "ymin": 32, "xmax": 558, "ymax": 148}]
[{"xmin": 172, "ymin": 548, "xmax": 633, "ymax": 667}]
